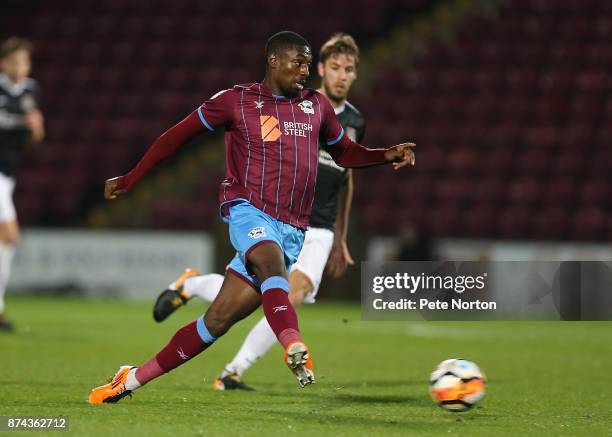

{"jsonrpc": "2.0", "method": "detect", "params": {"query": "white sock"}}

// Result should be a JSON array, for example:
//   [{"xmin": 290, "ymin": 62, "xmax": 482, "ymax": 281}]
[
  {"xmin": 0, "ymin": 243, "xmax": 15, "ymax": 314},
  {"xmin": 124, "ymin": 368, "xmax": 142, "ymax": 391},
  {"xmin": 222, "ymin": 316, "xmax": 278, "ymax": 378},
  {"xmin": 183, "ymin": 273, "xmax": 224, "ymax": 302}
]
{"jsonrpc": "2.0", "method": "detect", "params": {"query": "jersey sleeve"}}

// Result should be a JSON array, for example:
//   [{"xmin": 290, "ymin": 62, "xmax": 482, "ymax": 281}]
[
  {"xmin": 318, "ymin": 94, "xmax": 345, "ymax": 146},
  {"xmin": 197, "ymin": 88, "xmax": 236, "ymax": 131},
  {"xmin": 117, "ymin": 109, "xmax": 209, "ymax": 191}
]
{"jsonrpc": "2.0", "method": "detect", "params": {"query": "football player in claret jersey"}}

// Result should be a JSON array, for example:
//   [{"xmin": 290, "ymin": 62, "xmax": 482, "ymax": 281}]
[
  {"xmin": 89, "ymin": 31, "xmax": 415, "ymax": 404},
  {"xmin": 150, "ymin": 33, "xmax": 366, "ymax": 391},
  {"xmin": 0, "ymin": 38, "xmax": 45, "ymax": 332}
]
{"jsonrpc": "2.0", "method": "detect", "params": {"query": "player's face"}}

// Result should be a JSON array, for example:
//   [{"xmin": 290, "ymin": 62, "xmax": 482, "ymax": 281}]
[
  {"xmin": 318, "ymin": 53, "xmax": 357, "ymax": 103},
  {"xmin": 1, "ymin": 49, "xmax": 31, "ymax": 82},
  {"xmin": 274, "ymin": 45, "xmax": 312, "ymax": 96}
]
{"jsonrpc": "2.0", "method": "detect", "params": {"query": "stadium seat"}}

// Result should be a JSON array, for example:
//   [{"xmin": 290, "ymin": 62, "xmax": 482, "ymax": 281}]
[{"xmin": 10, "ymin": 0, "xmax": 609, "ymax": 241}]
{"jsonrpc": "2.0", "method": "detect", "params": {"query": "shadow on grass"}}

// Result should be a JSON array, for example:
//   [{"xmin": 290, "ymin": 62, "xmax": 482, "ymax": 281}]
[
  {"xmin": 261, "ymin": 408, "xmax": 435, "ymax": 430},
  {"xmin": 243, "ymin": 380, "xmax": 428, "ymax": 407},
  {"xmin": 346, "ymin": 379, "xmax": 426, "ymax": 388},
  {"xmin": 0, "ymin": 380, "xmax": 85, "ymax": 388},
  {"xmin": 254, "ymin": 378, "xmax": 424, "ymax": 391},
  {"xmin": 333, "ymin": 393, "xmax": 423, "ymax": 405}
]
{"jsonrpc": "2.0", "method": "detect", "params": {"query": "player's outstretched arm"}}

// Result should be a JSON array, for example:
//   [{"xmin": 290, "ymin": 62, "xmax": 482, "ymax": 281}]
[
  {"xmin": 103, "ymin": 110, "xmax": 207, "ymax": 199},
  {"xmin": 327, "ymin": 133, "xmax": 416, "ymax": 169}
]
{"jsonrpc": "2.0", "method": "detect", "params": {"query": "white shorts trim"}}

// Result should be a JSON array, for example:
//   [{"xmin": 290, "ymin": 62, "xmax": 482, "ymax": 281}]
[
  {"xmin": 0, "ymin": 173, "xmax": 16, "ymax": 222},
  {"xmin": 291, "ymin": 227, "xmax": 334, "ymax": 304}
]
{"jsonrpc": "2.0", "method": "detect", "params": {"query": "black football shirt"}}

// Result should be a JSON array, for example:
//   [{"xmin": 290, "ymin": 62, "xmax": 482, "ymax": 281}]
[
  {"xmin": 309, "ymin": 100, "xmax": 365, "ymax": 230},
  {"xmin": 0, "ymin": 73, "xmax": 40, "ymax": 176}
]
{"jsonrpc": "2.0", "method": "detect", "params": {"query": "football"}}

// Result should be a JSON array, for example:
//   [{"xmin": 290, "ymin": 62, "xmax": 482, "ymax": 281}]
[{"xmin": 429, "ymin": 359, "xmax": 486, "ymax": 412}]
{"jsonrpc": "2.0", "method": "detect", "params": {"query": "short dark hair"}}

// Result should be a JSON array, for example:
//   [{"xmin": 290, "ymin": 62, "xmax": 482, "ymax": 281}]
[
  {"xmin": 0, "ymin": 37, "xmax": 33, "ymax": 60},
  {"xmin": 319, "ymin": 33, "xmax": 360, "ymax": 66},
  {"xmin": 265, "ymin": 31, "xmax": 310, "ymax": 60}
]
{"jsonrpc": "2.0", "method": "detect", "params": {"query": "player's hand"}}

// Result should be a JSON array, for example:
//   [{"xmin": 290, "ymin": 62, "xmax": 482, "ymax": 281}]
[
  {"xmin": 24, "ymin": 109, "xmax": 43, "ymax": 129},
  {"xmin": 24, "ymin": 109, "xmax": 45, "ymax": 143},
  {"xmin": 104, "ymin": 177, "xmax": 127, "ymax": 200},
  {"xmin": 384, "ymin": 142, "xmax": 416, "ymax": 170},
  {"xmin": 326, "ymin": 239, "xmax": 355, "ymax": 278}
]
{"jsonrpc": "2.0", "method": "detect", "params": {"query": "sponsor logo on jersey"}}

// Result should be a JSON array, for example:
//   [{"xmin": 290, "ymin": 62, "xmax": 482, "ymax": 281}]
[
  {"xmin": 260, "ymin": 115, "xmax": 283, "ymax": 142},
  {"xmin": 248, "ymin": 226, "xmax": 267, "ymax": 239},
  {"xmin": 261, "ymin": 116, "xmax": 314, "ymax": 140},
  {"xmin": 298, "ymin": 100, "xmax": 315, "ymax": 114},
  {"xmin": 283, "ymin": 121, "xmax": 313, "ymax": 138}
]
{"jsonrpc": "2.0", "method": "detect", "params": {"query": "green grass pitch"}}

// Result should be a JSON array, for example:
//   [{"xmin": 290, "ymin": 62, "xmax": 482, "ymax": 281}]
[{"xmin": 1, "ymin": 297, "xmax": 611, "ymax": 436}]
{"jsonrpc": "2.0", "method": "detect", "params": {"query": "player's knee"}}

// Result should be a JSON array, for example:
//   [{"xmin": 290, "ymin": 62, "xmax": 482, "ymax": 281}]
[
  {"xmin": 247, "ymin": 244, "xmax": 285, "ymax": 279},
  {"xmin": 251, "ymin": 262, "xmax": 284, "ymax": 280},
  {"xmin": 6, "ymin": 232, "xmax": 18, "ymax": 246},
  {"xmin": 202, "ymin": 312, "xmax": 232, "ymax": 338},
  {"xmin": 0, "ymin": 228, "xmax": 18, "ymax": 246}
]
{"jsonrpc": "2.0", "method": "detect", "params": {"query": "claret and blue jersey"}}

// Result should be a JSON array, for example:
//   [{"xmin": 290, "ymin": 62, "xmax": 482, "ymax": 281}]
[
  {"xmin": 117, "ymin": 81, "xmax": 387, "ymax": 285},
  {"xmin": 196, "ymin": 81, "xmax": 345, "ymax": 230}
]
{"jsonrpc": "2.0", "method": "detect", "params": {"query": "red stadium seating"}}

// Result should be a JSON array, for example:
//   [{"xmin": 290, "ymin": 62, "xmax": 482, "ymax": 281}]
[
  {"xmin": 351, "ymin": 0, "xmax": 612, "ymax": 241},
  {"xmin": 8, "ymin": 0, "xmax": 431, "ymax": 226},
  {"xmin": 5, "ymin": 0, "xmax": 609, "ymax": 242}
]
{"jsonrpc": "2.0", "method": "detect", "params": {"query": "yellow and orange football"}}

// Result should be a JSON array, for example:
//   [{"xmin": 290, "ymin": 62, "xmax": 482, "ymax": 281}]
[{"xmin": 429, "ymin": 359, "xmax": 487, "ymax": 412}]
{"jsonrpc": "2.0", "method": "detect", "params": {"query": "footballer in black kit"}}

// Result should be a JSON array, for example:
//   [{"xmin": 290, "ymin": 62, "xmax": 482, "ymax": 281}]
[
  {"xmin": 0, "ymin": 37, "xmax": 45, "ymax": 332},
  {"xmin": 310, "ymin": 100, "xmax": 365, "ymax": 231},
  {"xmin": 0, "ymin": 72, "xmax": 41, "ymax": 176}
]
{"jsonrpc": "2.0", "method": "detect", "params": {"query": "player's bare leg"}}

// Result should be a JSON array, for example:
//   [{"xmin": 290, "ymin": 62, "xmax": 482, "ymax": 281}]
[
  {"xmin": 202, "ymin": 273, "xmax": 261, "ymax": 337},
  {"xmin": 0, "ymin": 219, "xmax": 18, "ymax": 332},
  {"xmin": 288, "ymin": 270, "xmax": 313, "ymax": 306},
  {"xmin": 88, "ymin": 273, "xmax": 261, "ymax": 403},
  {"xmin": 247, "ymin": 243, "xmax": 314, "ymax": 387},
  {"xmin": 216, "ymin": 269, "xmax": 312, "ymax": 390}
]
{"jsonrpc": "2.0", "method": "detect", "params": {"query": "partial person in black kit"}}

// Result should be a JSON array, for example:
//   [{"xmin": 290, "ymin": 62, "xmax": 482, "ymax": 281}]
[{"xmin": 0, "ymin": 37, "xmax": 45, "ymax": 331}]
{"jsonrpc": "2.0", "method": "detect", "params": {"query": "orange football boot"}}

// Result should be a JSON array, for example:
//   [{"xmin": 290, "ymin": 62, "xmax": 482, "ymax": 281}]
[
  {"xmin": 88, "ymin": 366, "xmax": 136, "ymax": 404},
  {"xmin": 284, "ymin": 341, "xmax": 315, "ymax": 388}
]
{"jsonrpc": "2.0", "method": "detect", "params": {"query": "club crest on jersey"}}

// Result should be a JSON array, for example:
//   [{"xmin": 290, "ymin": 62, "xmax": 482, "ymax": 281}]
[
  {"xmin": 254, "ymin": 100, "xmax": 264, "ymax": 109},
  {"xmin": 248, "ymin": 226, "xmax": 266, "ymax": 239},
  {"xmin": 298, "ymin": 100, "xmax": 315, "ymax": 114}
]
